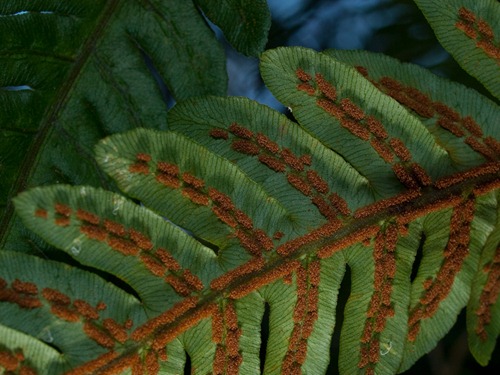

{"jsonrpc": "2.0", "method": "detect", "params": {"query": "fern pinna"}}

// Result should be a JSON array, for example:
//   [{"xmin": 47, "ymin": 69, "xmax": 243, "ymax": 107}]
[{"xmin": 1, "ymin": 1, "xmax": 500, "ymax": 375}]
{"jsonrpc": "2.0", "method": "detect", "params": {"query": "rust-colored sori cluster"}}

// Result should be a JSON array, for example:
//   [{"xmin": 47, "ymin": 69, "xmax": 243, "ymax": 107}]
[
  {"xmin": 37, "ymin": 202, "xmax": 204, "ymax": 299},
  {"xmin": 24, "ymin": 102, "xmax": 499, "ymax": 373},
  {"xmin": 212, "ymin": 302, "xmax": 243, "ymax": 375},
  {"xmin": 455, "ymin": 6, "xmax": 500, "ymax": 64},
  {"xmin": 296, "ymin": 68, "xmax": 432, "ymax": 190},
  {"xmin": 0, "ymin": 347, "xmax": 36, "ymax": 375},
  {"xmin": 0, "ymin": 277, "xmax": 138, "ymax": 352},
  {"xmin": 355, "ymin": 65, "xmax": 500, "ymax": 162},
  {"xmin": 65, "ymin": 347, "xmax": 167, "ymax": 375},
  {"xmin": 357, "ymin": 225, "xmax": 399, "ymax": 374},
  {"xmin": 407, "ymin": 197, "xmax": 476, "ymax": 342},
  {"xmin": 210, "ymin": 121, "xmax": 351, "ymax": 222},
  {"xmin": 475, "ymin": 245, "xmax": 500, "ymax": 341},
  {"xmin": 282, "ymin": 262, "xmax": 321, "ymax": 375},
  {"xmin": 129, "ymin": 152, "xmax": 275, "ymax": 259}
]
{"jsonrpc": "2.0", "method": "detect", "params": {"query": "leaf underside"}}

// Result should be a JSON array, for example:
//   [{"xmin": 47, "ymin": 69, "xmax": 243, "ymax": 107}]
[
  {"xmin": 1, "ymin": 1, "xmax": 500, "ymax": 375},
  {"xmin": 0, "ymin": 0, "xmax": 270, "ymax": 255}
]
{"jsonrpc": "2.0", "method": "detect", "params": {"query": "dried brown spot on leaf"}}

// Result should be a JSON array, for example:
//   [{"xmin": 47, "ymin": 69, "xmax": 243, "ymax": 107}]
[
  {"xmin": 307, "ymin": 170, "xmax": 329, "ymax": 194},
  {"xmin": 312, "ymin": 196, "xmax": 337, "ymax": 220},
  {"xmin": 287, "ymin": 174, "xmax": 312, "ymax": 196},
  {"xmin": 182, "ymin": 269, "xmax": 204, "ymax": 291},
  {"xmin": 465, "ymin": 137, "xmax": 497, "ymax": 161},
  {"xmin": 392, "ymin": 164, "xmax": 419, "ymax": 189},
  {"xmin": 281, "ymin": 148, "xmax": 305, "ymax": 171},
  {"xmin": 151, "ymin": 301, "xmax": 215, "ymax": 350},
  {"xmin": 12, "ymin": 279, "xmax": 38, "ymax": 295},
  {"xmin": 355, "ymin": 65, "xmax": 369, "ymax": 77},
  {"xmin": 182, "ymin": 187, "xmax": 210, "ymax": 206},
  {"xmin": 297, "ymin": 82, "xmax": 316, "ymax": 96},
  {"xmin": 104, "ymin": 220, "xmax": 127, "ymax": 237},
  {"xmin": 370, "ymin": 138, "xmax": 394, "ymax": 163},
  {"xmin": 76, "ymin": 209, "xmax": 100, "ymax": 225},
  {"xmin": 340, "ymin": 118, "xmax": 371, "ymax": 140},
  {"xmin": 107, "ymin": 237, "xmax": 139, "ymax": 256},
  {"xmin": 435, "ymin": 162, "xmax": 500, "ymax": 190},
  {"xmin": 318, "ymin": 225, "xmax": 380, "ymax": 259}
]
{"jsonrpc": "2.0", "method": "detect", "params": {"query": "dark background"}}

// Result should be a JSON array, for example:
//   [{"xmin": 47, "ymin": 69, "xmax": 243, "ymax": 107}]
[{"xmin": 217, "ymin": 1, "xmax": 500, "ymax": 374}]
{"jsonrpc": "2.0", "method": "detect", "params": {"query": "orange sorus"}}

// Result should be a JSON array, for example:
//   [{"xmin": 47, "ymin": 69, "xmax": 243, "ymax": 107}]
[
  {"xmin": 210, "ymin": 257, "xmax": 266, "ymax": 291},
  {"xmin": 81, "ymin": 224, "xmax": 107, "ymax": 241},
  {"xmin": 258, "ymin": 154, "xmax": 287, "ymax": 172},
  {"xmin": 295, "ymin": 68, "xmax": 312, "ymax": 82},
  {"xmin": 34, "ymin": 208, "xmax": 48, "ymax": 219},
  {"xmin": 182, "ymin": 269, "xmax": 204, "ymax": 291},
  {"xmin": 129, "ymin": 229, "xmax": 153, "ymax": 251},
  {"xmin": 229, "ymin": 122, "xmax": 253, "ymax": 140},
  {"xmin": 317, "ymin": 225, "xmax": 379, "ymax": 259},
  {"xmin": 315, "ymin": 73, "xmax": 337, "ymax": 102},
  {"xmin": 103, "ymin": 318, "xmax": 128, "ymax": 343},
  {"xmin": 131, "ymin": 297, "xmax": 198, "ymax": 341},
  {"xmin": 256, "ymin": 133, "xmax": 280, "ymax": 154},
  {"xmin": 140, "ymin": 254, "xmax": 166, "ymax": 277},
  {"xmin": 340, "ymin": 98, "xmax": 364, "ymax": 121},
  {"xmin": 389, "ymin": 138, "xmax": 412, "ymax": 162},
  {"xmin": 210, "ymin": 128, "xmax": 229, "ymax": 140},
  {"xmin": 104, "ymin": 220, "xmax": 127, "ymax": 237},
  {"xmin": 229, "ymin": 260, "xmax": 301, "ymax": 299},
  {"xmin": 182, "ymin": 187, "xmax": 210, "ymax": 206},
  {"xmin": 73, "ymin": 299, "xmax": 100, "ymax": 320},
  {"xmin": 155, "ymin": 248, "xmax": 181, "ymax": 271},
  {"xmin": 83, "ymin": 322, "xmax": 115, "ymax": 349},
  {"xmin": 354, "ymin": 189, "xmax": 421, "ymax": 219},
  {"xmin": 231, "ymin": 139, "xmax": 260, "ymax": 155},
  {"xmin": 76, "ymin": 209, "xmax": 100, "ymax": 225}
]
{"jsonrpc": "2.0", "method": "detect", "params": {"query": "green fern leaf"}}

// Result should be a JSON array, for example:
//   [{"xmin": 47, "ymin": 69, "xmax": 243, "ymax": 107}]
[
  {"xmin": 0, "ymin": 0, "xmax": 270, "ymax": 254},
  {"xmin": 413, "ymin": 0, "xmax": 500, "ymax": 100},
  {"xmin": 6, "ymin": 45, "xmax": 499, "ymax": 374},
  {"xmin": 194, "ymin": 0, "xmax": 271, "ymax": 57},
  {"xmin": 2, "ymin": 0, "xmax": 500, "ymax": 371},
  {"xmin": 322, "ymin": 48, "xmax": 500, "ymax": 368}
]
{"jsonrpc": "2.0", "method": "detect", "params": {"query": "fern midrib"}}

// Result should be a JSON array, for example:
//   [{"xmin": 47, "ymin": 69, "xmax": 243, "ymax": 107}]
[
  {"xmin": 0, "ymin": 0, "xmax": 123, "ymax": 246},
  {"xmin": 69, "ymin": 160, "xmax": 500, "ymax": 373}
]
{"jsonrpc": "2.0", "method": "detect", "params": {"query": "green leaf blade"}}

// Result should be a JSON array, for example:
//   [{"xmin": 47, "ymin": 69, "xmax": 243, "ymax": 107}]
[
  {"xmin": 260, "ymin": 47, "xmax": 456, "ymax": 199},
  {"xmin": 167, "ymin": 96, "xmax": 372, "ymax": 229},
  {"xmin": 466, "ymin": 191, "xmax": 500, "ymax": 366},
  {"xmin": 4, "ymin": 43, "xmax": 500, "ymax": 374},
  {"xmin": 194, "ymin": 0, "xmax": 271, "ymax": 57},
  {"xmin": 0, "ymin": 251, "xmax": 147, "ymax": 370},
  {"xmin": 324, "ymin": 49, "xmax": 500, "ymax": 171},
  {"xmin": 0, "ymin": 0, "xmax": 228, "ymax": 251},
  {"xmin": 413, "ymin": 0, "xmax": 500, "ymax": 100},
  {"xmin": 0, "ymin": 324, "xmax": 67, "ymax": 374},
  {"xmin": 13, "ymin": 185, "xmax": 219, "ymax": 314}
]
